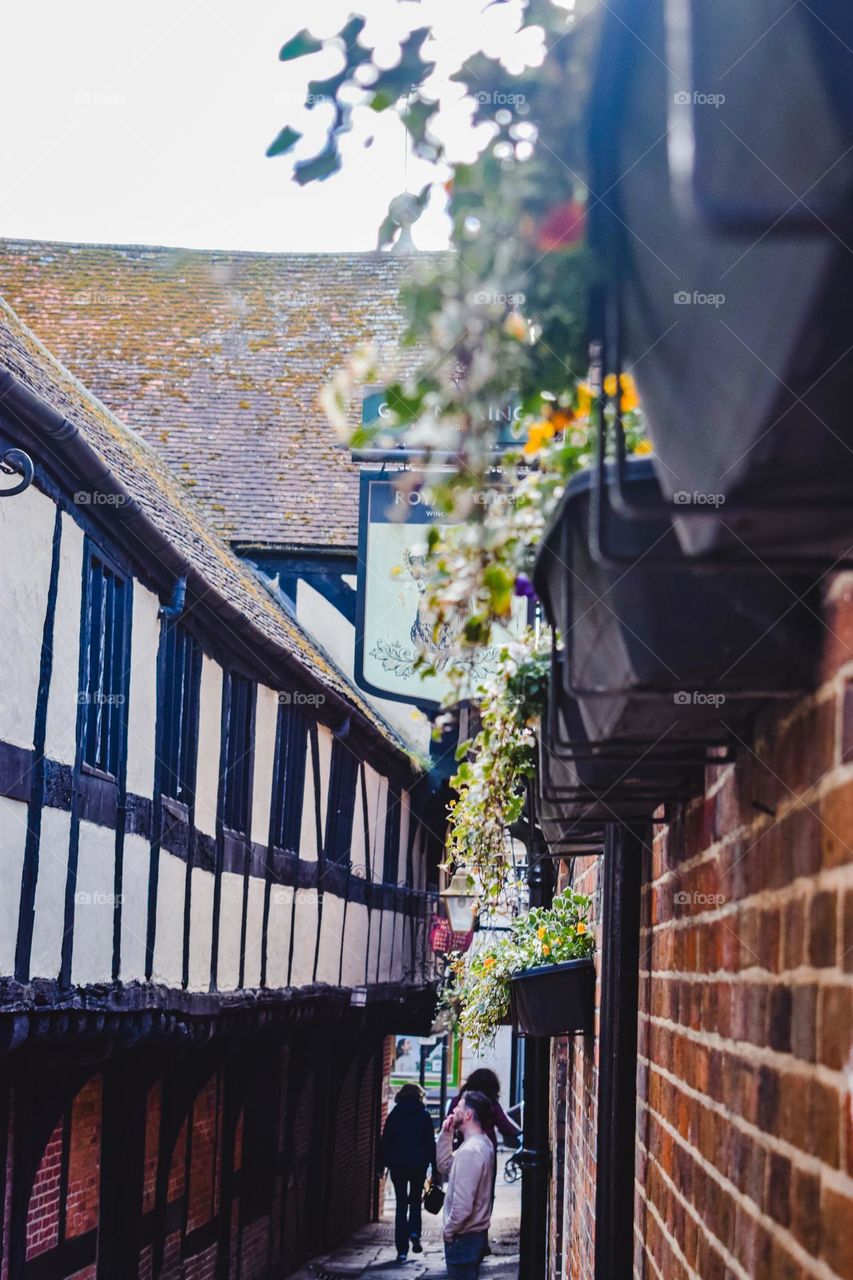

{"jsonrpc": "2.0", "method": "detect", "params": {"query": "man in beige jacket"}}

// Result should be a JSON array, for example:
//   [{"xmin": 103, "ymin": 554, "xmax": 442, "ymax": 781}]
[{"xmin": 436, "ymin": 1091, "xmax": 496, "ymax": 1279}]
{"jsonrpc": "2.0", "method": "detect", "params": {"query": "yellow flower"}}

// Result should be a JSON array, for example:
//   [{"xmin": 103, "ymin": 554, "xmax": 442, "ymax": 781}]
[
  {"xmin": 503, "ymin": 311, "xmax": 528, "ymax": 341},
  {"xmin": 633, "ymin": 438, "xmax": 653, "ymax": 455},
  {"xmin": 537, "ymin": 926, "xmax": 547, "ymax": 939},
  {"xmin": 523, "ymin": 420, "xmax": 556, "ymax": 457},
  {"xmin": 542, "ymin": 944, "xmax": 551, "ymax": 956},
  {"xmin": 554, "ymin": 937, "xmax": 562, "ymax": 945},
  {"xmin": 576, "ymin": 922, "xmax": 587, "ymax": 935},
  {"xmin": 603, "ymin": 373, "xmax": 640, "ymax": 413},
  {"xmin": 576, "ymin": 383, "xmax": 593, "ymax": 418},
  {"xmin": 483, "ymin": 956, "xmax": 496, "ymax": 969}
]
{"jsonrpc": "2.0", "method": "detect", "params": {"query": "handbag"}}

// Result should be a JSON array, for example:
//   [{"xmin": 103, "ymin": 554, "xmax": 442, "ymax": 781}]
[{"xmin": 423, "ymin": 1178, "xmax": 445, "ymax": 1215}]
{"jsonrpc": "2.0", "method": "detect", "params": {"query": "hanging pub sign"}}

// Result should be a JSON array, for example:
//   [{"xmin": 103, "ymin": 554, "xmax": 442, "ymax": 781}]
[
  {"xmin": 355, "ymin": 470, "xmax": 529, "ymax": 709},
  {"xmin": 360, "ymin": 388, "xmax": 529, "ymax": 453}
]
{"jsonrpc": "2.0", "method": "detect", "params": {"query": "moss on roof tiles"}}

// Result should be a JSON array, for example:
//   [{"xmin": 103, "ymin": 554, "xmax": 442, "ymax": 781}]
[{"xmin": 0, "ymin": 239, "xmax": 429, "ymax": 549}]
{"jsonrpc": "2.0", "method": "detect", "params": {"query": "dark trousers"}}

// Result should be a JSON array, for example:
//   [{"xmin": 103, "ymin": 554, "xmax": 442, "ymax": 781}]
[
  {"xmin": 445, "ymin": 1230, "xmax": 489, "ymax": 1279},
  {"xmin": 389, "ymin": 1166, "xmax": 427, "ymax": 1254}
]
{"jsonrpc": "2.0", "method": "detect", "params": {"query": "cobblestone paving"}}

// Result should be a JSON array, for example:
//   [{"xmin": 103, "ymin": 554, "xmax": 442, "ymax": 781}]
[{"xmin": 289, "ymin": 1154, "xmax": 520, "ymax": 1280}]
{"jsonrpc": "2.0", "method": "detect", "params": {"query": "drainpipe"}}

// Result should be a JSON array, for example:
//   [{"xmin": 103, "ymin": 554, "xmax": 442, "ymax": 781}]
[
  {"xmin": 594, "ymin": 822, "xmax": 644, "ymax": 1280},
  {"xmin": 517, "ymin": 780, "xmax": 554, "ymax": 1279}
]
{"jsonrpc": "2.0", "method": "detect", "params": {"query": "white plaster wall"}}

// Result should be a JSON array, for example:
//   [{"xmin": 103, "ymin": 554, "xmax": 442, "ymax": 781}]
[
  {"xmin": 125, "ymin": 583, "xmax": 160, "ymax": 799},
  {"xmin": 251, "ymin": 686, "xmax": 278, "ymax": 846},
  {"xmin": 295, "ymin": 580, "xmax": 431, "ymax": 753},
  {"xmin": 71, "ymin": 821, "xmax": 116, "ymax": 986},
  {"xmin": 242, "ymin": 876, "xmax": 265, "ymax": 988},
  {"xmin": 44, "ymin": 515, "xmax": 84, "ymax": 765},
  {"xmin": 340, "ymin": 901, "xmax": 369, "ymax": 987},
  {"xmin": 29, "ymin": 806, "xmax": 70, "ymax": 979},
  {"xmin": 216, "ymin": 871, "xmax": 244, "ymax": 990},
  {"xmin": 0, "ymin": 486, "xmax": 57, "ymax": 750},
  {"xmin": 362, "ymin": 766, "xmax": 386, "ymax": 881},
  {"xmin": 298, "ymin": 745, "xmax": 319, "ymax": 861},
  {"xmin": 315, "ymin": 893, "xmax": 345, "ymax": 985},
  {"xmin": 289, "ymin": 888, "xmax": 318, "ymax": 987},
  {"xmin": 119, "ymin": 832, "xmax": 150, "ymax": 981},
  {"xmin": 265, "ymin": 884, "xmax": 293, "ymax": 989},
  {"xmin": 378, "ymin": 909, "xmax": 396, "ymax": 982},
  {"xmin": 399, "ymin": 791, "xmax": 411, "ymax": 885},
  {"xmin": 349, "ymin": 768, "xmax": 368, "ymax": 877},
  {"xmin": 366, "ymin": 907, "xmax": 382, "ymax": 983},
  {"xmin": 315, "ymin": 724, "xmax": 333, "ymax": 838},
  {"xmin": 151, "ymin": 850, "xmax": 186, "ymax": 986},
  {"xmin": 195, "ymin": 657, "xmax": 222, "ymax": 836},
  {"xmin": 187, "ymin": 867, "xmax": 214, "ymax": 991},
  {"xmin": 0, "ymin": 797, "xmax": 27, "ymax": 975}
]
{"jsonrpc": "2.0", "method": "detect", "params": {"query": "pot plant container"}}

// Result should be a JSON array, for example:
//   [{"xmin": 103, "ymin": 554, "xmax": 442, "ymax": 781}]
[
  {"xmin": 586, "ymin": 0, "xmax": 853, "ymax": 559},
  {"xmin": 455, "ymin": 890, "xmax": 596, "ymax": 1047},
  {"xmin": 533, "ymin": 459, "xmax": 820, "ymax": 745},
  {"xmin": 510, "ymin": 958, "xmax": 595, "ymax": 1037}
]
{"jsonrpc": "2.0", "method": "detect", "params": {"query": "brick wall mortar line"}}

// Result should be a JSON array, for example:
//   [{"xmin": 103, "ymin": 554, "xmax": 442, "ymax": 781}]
[
  {"xmin": 643, "ymin": 1014, "xmax": 853, "ymax": 1092},
  {"xmin": 640, "ymin": 1052, "xmax": 853, "ymax": 1197},
  {"xmin": 648, "ymin": 762, "xmax": 853, "ymax": 897},
  {"xmin": 639, "ymin": 1114, "xmax": 849, "ymax": 1280},
  {"xmin": 642, "ymin": 858, "xmax": 853, "ymax": 928},
  {"xmin": 638, "ymin": 966, "xmax": 853, "ymax": 989},
  {"xmin": 640, "ymin": 1165, "xmax": 705, "ymax": 1280}
]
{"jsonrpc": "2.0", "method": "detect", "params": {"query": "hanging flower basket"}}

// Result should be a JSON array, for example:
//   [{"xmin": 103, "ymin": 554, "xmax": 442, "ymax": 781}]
[{"xmin": 509, "ymin": 958, "xmax": 596, "ymax": 1037}]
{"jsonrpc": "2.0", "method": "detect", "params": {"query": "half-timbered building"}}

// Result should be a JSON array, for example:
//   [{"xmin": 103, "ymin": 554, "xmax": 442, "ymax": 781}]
[{"xmin": 0, "ymin": 286, "xmax": 439, "ymax": 1278}]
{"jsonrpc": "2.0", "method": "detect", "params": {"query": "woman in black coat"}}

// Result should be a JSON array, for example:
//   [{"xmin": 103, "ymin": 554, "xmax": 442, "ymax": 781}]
[{"xmin": 379, "ymin": 1083, "xmax": 437, "ymax": 1262}]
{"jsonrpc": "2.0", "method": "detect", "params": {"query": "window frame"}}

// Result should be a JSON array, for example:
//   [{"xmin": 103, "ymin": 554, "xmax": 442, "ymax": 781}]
[
  {"xmin": 220, "ymin": 672, "xmax": 256, "ymax": 836},
  {"xmin": 323, "ymin": 738, "xmax": 359, "ymax": 866},
  {"xmin": 79, "ymin": 546, "xmax": 132, "ymax": 780},
  {"xmin": 269, "ymin": 702, "xmax": 309, "ymax": 855},
  {"xmin": 159, "ymin": 621, "xmax": 202, "ymax": 806}
]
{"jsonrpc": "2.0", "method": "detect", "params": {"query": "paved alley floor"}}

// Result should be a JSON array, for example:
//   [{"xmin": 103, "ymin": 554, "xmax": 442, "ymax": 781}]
[{"xmin": 289, "ymin": 1153, "xmax": 520, "ymax": 1280}]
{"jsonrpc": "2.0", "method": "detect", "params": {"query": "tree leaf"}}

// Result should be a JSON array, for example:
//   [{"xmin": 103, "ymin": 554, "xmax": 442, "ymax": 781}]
[
  {"xmin": 293, "ymin": 142, "xmax": 341, "ymax": 185},
  {"xmin": 266, "ymin": 126, "xmax": 302, "ymax": 159},
  {"xmin": 279, "ymin": 30, "xmax": 323, "ymax": 61}
]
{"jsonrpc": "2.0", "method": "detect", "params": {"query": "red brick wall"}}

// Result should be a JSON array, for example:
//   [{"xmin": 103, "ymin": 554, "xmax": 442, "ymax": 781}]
[
  {"xmin": 66, "ymin": 1075, "xmax": 101, "ymax": 1239},
  {"xmin": 554, "ymin": 853, "xmax": 602, "ymax": 1280},
  {"xmin": 555, "ymin": 576, "xmax": 853, "ymax": 1279},
  {"xmin": 26, "ymin": 1119, "xmax": 62, "ymax": 1259},
  {"xmin": 5, "ymin": 1030, "xmax": 389, "ymax": 1280}
]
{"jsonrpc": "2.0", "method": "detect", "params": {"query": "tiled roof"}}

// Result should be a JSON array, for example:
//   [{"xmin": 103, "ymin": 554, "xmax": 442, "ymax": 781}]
[
  {"xmin": 0, "ymin": 239, "xmax": 422, "ymax": 548},
  {"xmin": 0, "ymin": 292, "xmax": 423, "ymax": 764}
]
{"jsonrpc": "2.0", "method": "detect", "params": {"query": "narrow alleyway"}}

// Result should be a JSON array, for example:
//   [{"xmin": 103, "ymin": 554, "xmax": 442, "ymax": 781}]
[{"xmin": 288, "ymin": 1153, "xmax": 520, "ymax": 1279}]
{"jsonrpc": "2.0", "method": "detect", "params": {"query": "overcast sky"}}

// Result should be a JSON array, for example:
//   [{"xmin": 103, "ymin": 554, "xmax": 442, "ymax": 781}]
[{"xmin": 0, "ymin": 0, "xmax": 549, "ymax": 253}]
